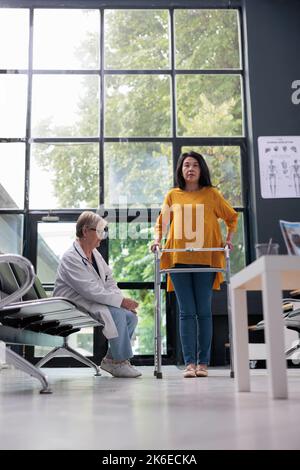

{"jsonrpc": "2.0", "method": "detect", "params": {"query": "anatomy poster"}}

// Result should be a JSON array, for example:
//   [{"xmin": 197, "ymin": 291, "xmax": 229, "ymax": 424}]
[{"xmin": 258, "ymin": 136, "xmax": 300, "ymax": 198}]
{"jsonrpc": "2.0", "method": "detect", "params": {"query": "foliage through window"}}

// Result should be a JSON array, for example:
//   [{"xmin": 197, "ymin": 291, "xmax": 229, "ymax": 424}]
[{"xmin": 0, "ymin": 5, "xmax": 245, "ymax": 359}]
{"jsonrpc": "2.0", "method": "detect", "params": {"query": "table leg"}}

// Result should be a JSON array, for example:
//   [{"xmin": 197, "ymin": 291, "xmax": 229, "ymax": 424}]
[
  {"xmin": 231, "ymin": 287, "xmax": 250, "ymax": 392},
  {"xmin": 262, "ymin": 271, "xmax": 288, "ymax": 399}
]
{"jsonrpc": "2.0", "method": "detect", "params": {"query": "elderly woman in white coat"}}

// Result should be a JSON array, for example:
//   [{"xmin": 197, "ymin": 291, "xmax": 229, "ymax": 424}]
[{"xmin": 53, "ymin": 211, "xmax": 142, "ymax": 378}]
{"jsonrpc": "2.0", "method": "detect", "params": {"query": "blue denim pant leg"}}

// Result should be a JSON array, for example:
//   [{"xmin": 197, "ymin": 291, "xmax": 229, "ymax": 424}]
[
  {"xmin": 106, "ymin": 306, "xmax": 138, "ymax": 361},
  {"xmin": 171, "ymin": 270, "xmax": 215, "ymax": 366},
  {"xmin": 192, "ymin": 271, "xmax": 215, "ymax": 365},
  {"xmin": 170, "ymin": 272, "xmax": 197, "ymax": 366}
]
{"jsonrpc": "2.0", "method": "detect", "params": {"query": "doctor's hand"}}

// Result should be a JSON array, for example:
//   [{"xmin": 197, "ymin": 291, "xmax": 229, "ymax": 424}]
[{"xmin": 121, "ymin": 297, "xmax": 139, "ymax": 314}]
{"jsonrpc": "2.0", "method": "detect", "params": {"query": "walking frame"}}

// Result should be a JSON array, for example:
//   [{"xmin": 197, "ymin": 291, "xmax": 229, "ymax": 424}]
[{"xmin": 153, "ymin": 246, "xmax": 234, "ymax": 379}]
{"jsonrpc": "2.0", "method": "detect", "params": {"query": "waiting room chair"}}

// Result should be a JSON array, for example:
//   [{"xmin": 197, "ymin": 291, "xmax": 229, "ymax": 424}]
[
  {"xmin": 0, "ymin": 254, "xmax": 103, "ymax": 392},
  {"xmin": 249, "ymin": 292, "xmax": 300, "ymax": 361}
]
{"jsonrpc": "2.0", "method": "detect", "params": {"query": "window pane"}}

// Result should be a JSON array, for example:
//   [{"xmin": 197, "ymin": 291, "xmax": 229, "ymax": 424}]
[
  {"xmin": 104, "ymin": 10, "xmax": 170, "ymax": 70},
  {"xmin": 37, "ymin": 222, "xmax": 75, "ymax": 283},
  {"xmin": 121, "ymin": 289, "xmax": 166, "ymax": 356},
  {"xmin": 31, "ymin": 75, "xmax": 99, "ymax": 137},
  {"xmin": 182, "ymin": 146, "xmax": 242, "ymax": 206},
  {"xmin": 0, "ymin": 76, "xmax": 27, "ymax": 137},
  {"xmin": 0, "ymin": 215, "xmax": 23, "ymax": 254},
  {"xmin": 175, "ymin": 9, "xmax": 240, "ymax": 69},
  {"xmin": 33, "ymin": 9, "xmax": 100, "ymax": 69},
  {"xmin": 105, "ymin": 75, "xmax": 171, "ymax": 137},
  {"xmin": 109, "ymin": 222, "xmax": 154, "ymax": 283},
  {"xmin": 220, "ymin": 213, "xmax": 245, "ymax": 274},
  {"xmin": 176, "ymin": 74, "xmax": 243, "ymax": 137},
  {"xmin": 104, "ymin": 142, "xmax": 173, "ymax": 207},
  {"xmin": 0, "ymin": 9, "xmax": 29, "ymax": 69},
  {"xmin": 72, "ymin": 328, "xmax": 94, "ymax": 355},
  {"xmin": 0, "ymin": 144, "xmax": 25, "ymax": 209},
  {"xmin": 36, "ymin": 221, "xmax": 94, "ymax": 357},
  {"xmin": 30, "ymin": 143, "xmax": 99, "ymax": 209}
]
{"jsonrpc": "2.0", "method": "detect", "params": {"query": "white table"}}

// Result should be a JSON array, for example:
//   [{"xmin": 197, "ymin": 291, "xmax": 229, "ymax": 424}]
[{"xmin": 230, "ymin": 255, "xmax": 300, "ymax": 399}]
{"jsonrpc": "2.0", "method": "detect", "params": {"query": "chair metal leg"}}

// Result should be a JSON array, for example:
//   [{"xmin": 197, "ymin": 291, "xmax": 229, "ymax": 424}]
[
  {"xmin": 36, "ymin": 339, "xmax": 101, "ymax": 376},
  {"xmin": 35, "ymin": 346, "xmax": 64, "ymax": 368},
  {"xmin": 62, "ymin": 342, "xmax": 101, "ymax": 376},
  {"xmin": 5, "ymin": 346, "xmax": 52, "ymax": 394}
]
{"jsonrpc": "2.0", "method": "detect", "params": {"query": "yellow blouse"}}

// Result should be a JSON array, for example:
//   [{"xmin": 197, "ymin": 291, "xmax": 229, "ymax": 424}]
[{"xmin": 155, "ymin": 187, "xmax": 238, "ymax": 291}]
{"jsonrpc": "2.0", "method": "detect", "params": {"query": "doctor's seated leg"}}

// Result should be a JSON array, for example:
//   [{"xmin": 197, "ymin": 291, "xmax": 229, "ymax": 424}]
[{"xmin": 100, "ymin": 306, "xmax": 142, "ymax": 378}]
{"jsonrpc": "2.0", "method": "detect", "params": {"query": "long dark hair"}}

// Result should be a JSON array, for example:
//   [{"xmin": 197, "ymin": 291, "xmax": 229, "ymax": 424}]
[{"xmin": 175, "ymin": 151, "xmax": 212, "ymax": 190}]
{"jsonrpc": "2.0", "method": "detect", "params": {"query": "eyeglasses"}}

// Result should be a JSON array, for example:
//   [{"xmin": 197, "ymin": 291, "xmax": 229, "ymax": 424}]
[{"xmin": 89, "ymin": 227, "xmax": 108, "ymax": 237}]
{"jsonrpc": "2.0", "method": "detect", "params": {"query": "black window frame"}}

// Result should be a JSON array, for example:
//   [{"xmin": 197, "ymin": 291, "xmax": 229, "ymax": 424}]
[{"xmin": 0, "ymin": 0, "xmax": 250, "ymax": 367}]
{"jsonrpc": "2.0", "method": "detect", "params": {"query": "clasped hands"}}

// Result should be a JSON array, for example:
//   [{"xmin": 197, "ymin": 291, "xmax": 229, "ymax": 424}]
[{"xmin": 121, "ymin": 297, "xmax": 139, "ymax": 314}]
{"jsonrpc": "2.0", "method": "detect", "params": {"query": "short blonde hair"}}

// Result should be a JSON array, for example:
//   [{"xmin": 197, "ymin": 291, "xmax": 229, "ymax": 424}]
[{"xmin": 76, "ymin": 211, "xmax": 105, "ymax": 238}]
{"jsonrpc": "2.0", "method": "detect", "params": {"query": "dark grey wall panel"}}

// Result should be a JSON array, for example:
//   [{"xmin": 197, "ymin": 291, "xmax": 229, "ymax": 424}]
[{"xmin": 243, "ymin": 0, "xmax": 300, "ymax": 258}]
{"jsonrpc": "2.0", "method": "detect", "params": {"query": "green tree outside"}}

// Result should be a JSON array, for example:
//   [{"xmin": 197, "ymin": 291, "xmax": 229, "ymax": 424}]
[{"xmin": 34, "ymin": 9, "xmax": 244, "ymax": 354}]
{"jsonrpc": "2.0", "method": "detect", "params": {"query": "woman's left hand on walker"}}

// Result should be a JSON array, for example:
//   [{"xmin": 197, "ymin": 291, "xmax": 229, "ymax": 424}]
[{"xmin": 225, "ymin": 240, "xmax": 234, "ymax": 250}]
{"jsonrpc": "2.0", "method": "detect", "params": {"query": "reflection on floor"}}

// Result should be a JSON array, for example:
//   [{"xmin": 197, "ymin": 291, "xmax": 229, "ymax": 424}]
[{"xmin": 0, "ymin": 365, "xmax": 300, "ymax": 450}]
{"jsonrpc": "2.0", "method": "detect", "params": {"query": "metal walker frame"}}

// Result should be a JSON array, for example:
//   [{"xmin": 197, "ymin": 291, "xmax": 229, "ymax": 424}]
[{"xmin": 153, "ymin": 247, "xmax": 234, "ymax": 379}]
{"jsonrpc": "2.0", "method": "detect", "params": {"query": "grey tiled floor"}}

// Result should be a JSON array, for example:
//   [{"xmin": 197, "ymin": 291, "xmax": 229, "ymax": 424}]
[{"xmin": 0, "ymin": 366, "xmax": 300, "ymax": 450}]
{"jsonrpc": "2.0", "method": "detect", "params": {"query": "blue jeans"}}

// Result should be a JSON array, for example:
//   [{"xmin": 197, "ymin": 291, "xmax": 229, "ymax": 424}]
[
  {"xmin": 170, "ymin": 266, "xmax": 215, "ymax": 366},
  {"xmin": 106, "ymin": 306, "xmax": 138, "ymax": 361}
]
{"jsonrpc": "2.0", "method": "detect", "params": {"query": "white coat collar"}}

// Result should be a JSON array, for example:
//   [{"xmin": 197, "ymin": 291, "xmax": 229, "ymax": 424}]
[
  {"xmin": 73, "ymin": 239, "xmax": 88, "ymax": 260},
  {"xmin": 73, "ymin": 240, "xmax": 106, "ymax": 281}
]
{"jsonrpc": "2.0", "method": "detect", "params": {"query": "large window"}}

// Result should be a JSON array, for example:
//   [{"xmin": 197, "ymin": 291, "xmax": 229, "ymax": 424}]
[{"xmin": 0, "ymin": 3, "xmax": 246, "ymax": 363}]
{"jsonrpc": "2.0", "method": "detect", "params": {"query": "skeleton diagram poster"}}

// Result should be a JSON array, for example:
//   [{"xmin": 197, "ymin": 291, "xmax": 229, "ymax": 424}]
[{"xmin": 258, "ymin": 136, "xmax": 300, "ymax": 198}]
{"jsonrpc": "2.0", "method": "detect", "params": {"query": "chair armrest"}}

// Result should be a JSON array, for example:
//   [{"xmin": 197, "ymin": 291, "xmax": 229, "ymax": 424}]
[
  {"xmin": 0, "ymin": 255, "xmax": 35, "ymax": 309},
  {"xmin": 0, "ymin": 296, "xmax": 104, "ymax": 328}
]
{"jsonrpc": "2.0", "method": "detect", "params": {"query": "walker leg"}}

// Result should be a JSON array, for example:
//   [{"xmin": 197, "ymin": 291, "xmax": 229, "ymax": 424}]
[
  {"xmin": 154, "ymin": 251, "xmax": 163, "ymax": 379},
  {"xmin": 225, "ymin": 248, "xmax": 234, "ymax": 378}
]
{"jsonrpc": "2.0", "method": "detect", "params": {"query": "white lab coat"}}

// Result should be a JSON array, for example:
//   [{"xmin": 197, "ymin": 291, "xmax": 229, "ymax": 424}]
[{"xmin": 53, "ymin": 241, "xmax": 123, "ymax": 339}]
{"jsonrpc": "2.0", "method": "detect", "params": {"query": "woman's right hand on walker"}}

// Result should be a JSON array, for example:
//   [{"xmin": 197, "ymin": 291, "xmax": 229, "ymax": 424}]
[
  {"xmin": 150, "ymin": 241, "xmax": 160, "ymax": 253},
  {"xmin": 121, "ymin": 297, "xmax": 139, "ymax": 313}
]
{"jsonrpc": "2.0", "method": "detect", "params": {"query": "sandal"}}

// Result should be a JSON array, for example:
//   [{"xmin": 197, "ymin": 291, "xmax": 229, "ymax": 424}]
[
  {"xmin": 183, "ymin": 364, "xmax": 196, "ymax": 378},
  {"xmin": 196, "ymin": 365, "xmax": 208, "ymax": 377}
]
